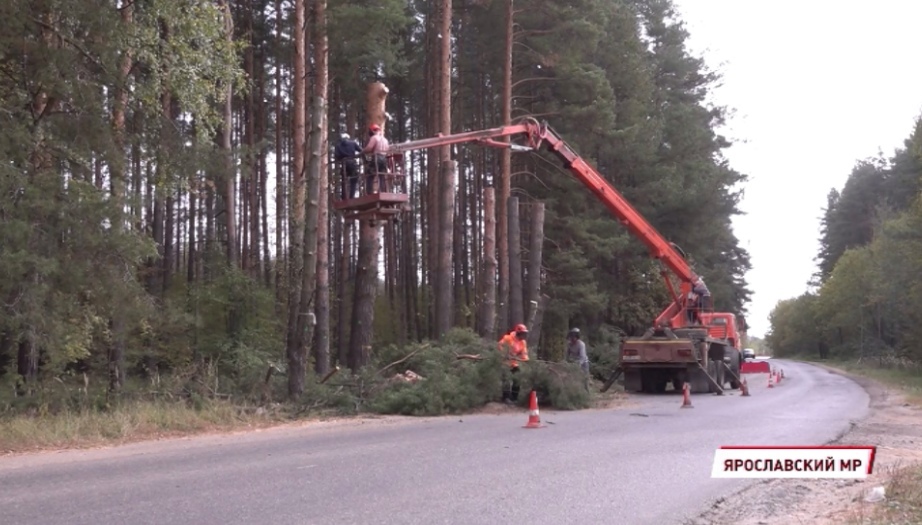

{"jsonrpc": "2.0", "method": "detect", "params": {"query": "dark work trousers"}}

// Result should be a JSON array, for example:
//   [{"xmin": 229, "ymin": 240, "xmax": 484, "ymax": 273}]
[
  {"xmin": 340, "ymin": 159, "xmax": 358, "ymax": 199},
  {"xmin": 366, "ymin": 154, "xmax": 388, "ymax": 193},
  {"xmin": 503, "ymin": 367, "xmax": 521, "ymax": 402}
]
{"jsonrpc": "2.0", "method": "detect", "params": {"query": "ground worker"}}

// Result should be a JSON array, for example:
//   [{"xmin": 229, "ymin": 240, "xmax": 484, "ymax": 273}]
[
  {"xmin": 498, "ymin": 323, "xmax": 529, "ymax": 403},
  {"xmin": 334, "ymin": 133, "xmax": 362, "ymax": 199},
  {"xmin": 362, "ymin": 123, "xmax": 390, "ymax": 193},
  {"xmin": 565, "ymin": 328, "xmax": 589, "ymax": 373},
  {"xmin": 565, "ymin": 327, "xmax": 590, "ymax": 391}
]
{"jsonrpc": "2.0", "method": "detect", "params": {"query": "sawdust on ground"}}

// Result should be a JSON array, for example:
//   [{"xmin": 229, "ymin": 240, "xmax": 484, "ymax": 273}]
[{"xmin": 687, "ymin": 364, "xmax": 922, "ymax": 525}]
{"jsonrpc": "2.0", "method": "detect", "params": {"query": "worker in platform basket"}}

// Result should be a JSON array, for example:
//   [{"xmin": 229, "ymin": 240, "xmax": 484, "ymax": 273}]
[
  {"xmin": 361, "ymin": 123, "xmax": 390, "ymax": 194},
  {"xmin": 498, "ymin": 323, "xmax": 530, "ymax": 403},
  {"xmin": 334, "ymin": 133, "xmax": 362, "ymax": 199},
  {"xmin": 686, "ymin": 276, "xmax": 711, "ymax": 324}
]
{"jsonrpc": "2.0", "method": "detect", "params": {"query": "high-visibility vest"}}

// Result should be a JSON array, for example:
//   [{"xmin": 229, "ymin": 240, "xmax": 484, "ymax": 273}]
[{"xmin": 498, "ymin": 332, "xmax": 529, "ymax": 368}]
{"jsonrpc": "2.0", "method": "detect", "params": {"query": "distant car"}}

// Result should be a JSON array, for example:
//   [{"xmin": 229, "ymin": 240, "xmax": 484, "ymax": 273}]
[{"xmin": 742, "ymin": 348, "xmax": 755, "ymax": 361}]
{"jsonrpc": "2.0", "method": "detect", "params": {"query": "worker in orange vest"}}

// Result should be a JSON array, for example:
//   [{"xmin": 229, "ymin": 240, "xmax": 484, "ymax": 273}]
[{"xmin": 499, "ymin": 323, "xmax": 530, "ymax": 403}]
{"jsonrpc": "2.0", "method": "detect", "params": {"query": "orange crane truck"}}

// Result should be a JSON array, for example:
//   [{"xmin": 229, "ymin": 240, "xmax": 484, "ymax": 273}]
[{"xmin": 337, "ymin": 117, "xmax": 743, "ymax": 395}]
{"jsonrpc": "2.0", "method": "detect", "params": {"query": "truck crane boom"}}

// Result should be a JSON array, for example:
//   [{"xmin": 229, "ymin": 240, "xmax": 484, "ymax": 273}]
[{"xmin": 389, "ymin": 117, "xmax": 698, "ymax": 328}]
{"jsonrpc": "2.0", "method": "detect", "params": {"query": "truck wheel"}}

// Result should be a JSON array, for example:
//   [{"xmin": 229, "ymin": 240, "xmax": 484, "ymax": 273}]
[
  {"xmin": 690, "ymin": 366, "xmax": 710, "ymax": 393},
  {"xmin": 727, "ymin": 351, "xmax": 741, "ymax": 390},
  {"xmin": 624, "ymin": 370, "xmax": 642, "ymax": 392}
]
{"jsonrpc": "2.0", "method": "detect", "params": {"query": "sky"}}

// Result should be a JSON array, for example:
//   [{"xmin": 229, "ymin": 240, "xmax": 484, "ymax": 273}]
[{"xmin": 669, "ymin": 0, "xmax": 922, "ymax": 338}]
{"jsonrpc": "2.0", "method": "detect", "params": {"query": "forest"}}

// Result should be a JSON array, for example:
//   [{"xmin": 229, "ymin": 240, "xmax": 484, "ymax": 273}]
[
  {"xmin": 0, "ymin": 0, "xmax": 751, "ymax": 418},
  {"xmin": 767, "ymin": 117, "xmax": 922, "ymax": 367}
]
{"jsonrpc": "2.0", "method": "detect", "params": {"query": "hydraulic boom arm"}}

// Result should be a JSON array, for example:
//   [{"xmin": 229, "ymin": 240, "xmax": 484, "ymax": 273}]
[{"xmin": 389, "ymin": 117, "xmax": 699, "ymax": 328}]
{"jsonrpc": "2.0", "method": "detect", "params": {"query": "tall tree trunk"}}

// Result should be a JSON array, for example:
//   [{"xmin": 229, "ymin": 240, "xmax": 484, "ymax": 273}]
[
  {"xmin": 286, "ymin": 0, "xmax": 308, "ymax": 397},
  {"xmin": 108, "ymin": 0, "xmax": 133, "ymax": 392},
  {"xmin": 289, "ymin": 95, "xmax": 324, "ymax": 394},
  {"xmin": 313, "ymin": 0, "xmax": 330, "ymax": 376},
  {"xmin": 349, "ymin": 82, "xmax": 387, "ymax": 370},
  {"xmin": 497, "ymin": 0, "xmax": 514, "ymax": 334},
  {"xmin": 435, "ymin": 160, "xmax": 456, "ymax": 337},
  {"xmin": 338, "ymin": 219, "xmax": 351, "ymax": 365},
  {"xmin": 274, "ymin": 0, "xmax": 285, "ymax": 304},
  {"xmin": 245, "ymin": 3, "xmax": 260, "ymax": 278},
  {"xmin": 221, "ymin": 2, "xmax": 237, "ymax": 267},
  {"xmin": 507, "ymin": 196, "xmax": 523, "ymax": 326},
  {"xmin": 478, "ymin": 186, "xmax": 496, "ymax": 337}
]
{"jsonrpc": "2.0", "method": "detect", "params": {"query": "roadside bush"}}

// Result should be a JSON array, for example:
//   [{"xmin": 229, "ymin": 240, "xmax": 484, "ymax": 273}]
[
  {"xmin": 366, "ymin": 328, "xmax": 505, "ymax": 416},
  {"xmin": 516, "ymin": 360, "xmax": 590, "ymax": 410},
  {"xmin": 587, "ymin": 324, "xmax": 622, "ymax": 382}
]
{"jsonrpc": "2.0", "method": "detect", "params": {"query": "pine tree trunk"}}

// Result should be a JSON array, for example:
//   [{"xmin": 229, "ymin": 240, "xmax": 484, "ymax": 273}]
[
  {"xmin": 221, "ymin": 1, "xmax": 237, "ymax": 268},
  {"xmin": 349, "ymin": 82, "xmax": 388, "ymax": 370},
  {"xmin": 436, "ymin": 160, "xmax": 456, "ymax": 337},
  {"xmin": 507, "ymin": 196, "xmax": 523, "ymax": 326},
  {"xmin": 290, "ymin": 94, "xmax": 324, "ymax": 392},
  {"xmin": 478, "ymin": 186, "xmax": 496, "ymax": 337},
  {"xmin": 286, "ymin": 0, "xmax": 308, "ymax": 397},
  {"xmin": 527, "ymin": 294, "xmax": 550, "ymax": 354},
  {"xmin": 497, "ymin": 0, "xmax": 514, "ymax": 333},
  {"xmin": 274, "ymin": 0, "xmax": 285, "ymax": 304},
  {"xmin": 312, "ymin": 0, "xmax": 330, "ymax": 376},
  {"xmin": 525, "ymin": 201, "xmax": 544, "ymax": 314},
  {"xmin": 338, "ymin": 220, "xmax": 351, "ymax": 365}
]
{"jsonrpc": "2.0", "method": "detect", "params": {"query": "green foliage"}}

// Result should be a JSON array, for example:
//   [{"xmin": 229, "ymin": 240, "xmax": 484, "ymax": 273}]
[
  {"xmin": 772, "ymin": 117, "xmax": 922, "ymax": 365},
  {"xmin": 515, "ymin": 360, "xmax": 591, "ymax": 410},
  {"xmin": 365, "ymin": 329, "xmax": 505, "ymax": 415}
]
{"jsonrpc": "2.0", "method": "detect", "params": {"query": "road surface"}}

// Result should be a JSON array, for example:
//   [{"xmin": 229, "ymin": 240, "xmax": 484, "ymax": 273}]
[{"xmin": 0, "ymin": 360, "xmax": 869, "ymax": 525}]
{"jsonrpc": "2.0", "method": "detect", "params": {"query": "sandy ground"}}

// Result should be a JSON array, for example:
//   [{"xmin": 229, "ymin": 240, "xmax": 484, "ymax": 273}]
[{"xmin": 687, "ymin": 364, "xmax": 922, "ymax": 525}]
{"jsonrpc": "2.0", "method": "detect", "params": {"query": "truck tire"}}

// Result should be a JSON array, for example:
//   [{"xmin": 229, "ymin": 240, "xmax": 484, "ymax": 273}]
[
  {"xmin": 727, "ymin": 350, "xmax": 741, "ymax": 390},
  {"xmin": 624, "ymin": 369, "xmax": 642, "ymax": 392}
]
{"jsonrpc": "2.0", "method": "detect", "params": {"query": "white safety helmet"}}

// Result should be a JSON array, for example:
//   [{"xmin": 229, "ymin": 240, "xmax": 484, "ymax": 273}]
[{"xmin": 340, "ymin": 133, "xmax": 350, "ymax": 140}]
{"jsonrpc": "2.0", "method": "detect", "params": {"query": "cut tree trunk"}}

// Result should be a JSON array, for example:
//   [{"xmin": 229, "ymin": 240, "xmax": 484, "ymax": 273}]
[
  {"xmin": 527, "ymin": 294, "xmax": 550, "ymax": 356},
  {"xmin": 525, "ymin": 201, "xmax": 545, "ymax": 312},
  {"xmin": 435, "ymin": 160, "xmax": 456, "ymax": 337},
  {"xmin": 349, "ymin": 82, "xmax": 388, "ymax": 370}
]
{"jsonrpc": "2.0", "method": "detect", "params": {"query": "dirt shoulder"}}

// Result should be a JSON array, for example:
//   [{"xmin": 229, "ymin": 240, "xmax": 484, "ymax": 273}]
[{"xmin": 688, "ymin": 363, "xmax": 922, "ymax": 525}]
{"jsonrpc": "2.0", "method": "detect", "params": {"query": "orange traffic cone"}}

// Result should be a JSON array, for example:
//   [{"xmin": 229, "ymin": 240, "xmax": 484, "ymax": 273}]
[
  {"xmin": 523, "ymin": 390, "xmax": 545, "ymax": 429},
  {"xmin": 775, "ymin": 370, "xmax": 782, "ymax": 385},
  {"xmin": 768, "ymin": 370, "xmax": 774, "ymax": 388},
  {"xmin": 741, "ymin": 377, "xmax": 750, "ymax": 397},
  {"xmin": 680, "ymin": 382, "xmax": 693, "ymax": 408}
]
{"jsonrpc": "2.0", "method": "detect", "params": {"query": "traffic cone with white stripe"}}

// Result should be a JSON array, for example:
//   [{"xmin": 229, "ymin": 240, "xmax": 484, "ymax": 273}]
[
  {"xmin": 768, "ymin": 369, "xmax": 774, "ymax": 388},
  {"xmin": 523, "ymin": 390, "xmax": 545, "ymax": 429},
  {"xmin": 740, "ymin": 377, "xmax": 750, "ymax": 397}
]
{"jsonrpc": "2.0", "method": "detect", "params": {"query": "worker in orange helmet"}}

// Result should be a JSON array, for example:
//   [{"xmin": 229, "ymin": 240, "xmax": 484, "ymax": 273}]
[{"xmin": 498, "ymin": 323, "xmax": 530, "ymax": 403}]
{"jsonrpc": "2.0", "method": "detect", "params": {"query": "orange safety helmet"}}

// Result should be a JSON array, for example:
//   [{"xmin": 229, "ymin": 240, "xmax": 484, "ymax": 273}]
[
  {"xmin": 369, "ymin": 123, "xmax": 381, "ymax": 132},
  {"xmin": 514, "ymin": 323, "xmax": 528, "ymax": 333}
]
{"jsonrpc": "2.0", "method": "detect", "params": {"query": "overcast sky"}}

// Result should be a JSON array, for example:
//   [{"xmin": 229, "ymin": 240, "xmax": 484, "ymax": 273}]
[{"xmin": 670, "ymin": 0, "xmax": 922, "ymax": 338}]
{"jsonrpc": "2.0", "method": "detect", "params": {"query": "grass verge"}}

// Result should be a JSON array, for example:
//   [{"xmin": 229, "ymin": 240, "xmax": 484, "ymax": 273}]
[
  {"xmin": 0, "ymin": 399, "xmax": 292, "ymax": 455},
  {"xmin": 800, "ymin": 357, "xmax": 922, "ymax": 524},
  {"xmin": 847, "ymin": 462, "xmax": 922, "ymax": 525}
]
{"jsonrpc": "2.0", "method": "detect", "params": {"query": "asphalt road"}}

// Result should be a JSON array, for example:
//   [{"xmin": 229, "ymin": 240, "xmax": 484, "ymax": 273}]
[{"xmin": 0, "ymin": 360, "xmax": 869, "ymax": 525}]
